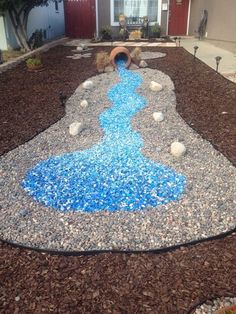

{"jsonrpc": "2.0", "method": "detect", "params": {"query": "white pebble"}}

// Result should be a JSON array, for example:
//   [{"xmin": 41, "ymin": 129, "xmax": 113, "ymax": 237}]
[
  {"xmin": 80, "ymin": 43, "xmax": 87, "ymax": 50},
  {"xmin": 139, "ymin": 60, "xmax": 148, "ymax": 68},
  {"xmin": 76, "ymin": 46, "xmax": 83, "ymax": 51},
  {"xmin": 153, "ymin": 112, "xmax": 164, "ymax": 122},
  {"xmin": 170, "ymin": 142, "xmax": 186, "ymax": 157},
  {"xmin": 80, "ymin": 100, "xmax": 88, "ymax": 108},
  {"xmin": 150, "ymin": 81, "xmax": 163, "ymax": 92},
  {"xmin": 69, "ymin": 122, "xmax": 84, "ymax": 136},
  {"xmin": 15, "ymin": 296, "xmax": 20, "ymax": 302},
  {"xmin": 82, "ymin": 80, "xmax": 93, "ymax": 90}
]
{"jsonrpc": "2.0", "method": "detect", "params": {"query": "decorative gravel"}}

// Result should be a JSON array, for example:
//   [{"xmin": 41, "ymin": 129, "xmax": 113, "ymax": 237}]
[
  {"xmin": 0, "ymin": 67, "xmax": 235, "ymax": 252},
  {"xmin": 192, "ymin": 296, "xmax": 236, "ymax": 314},
  {"xmin": 141, "ymin": 51, "xmax": 166, "ymax": 60}
]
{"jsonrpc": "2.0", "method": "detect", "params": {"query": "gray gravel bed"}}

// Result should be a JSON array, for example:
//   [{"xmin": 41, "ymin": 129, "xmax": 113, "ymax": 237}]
[
  {"xmin": 192, "ymin": 296, "xmax": 236, "ymax": 314},
  {"xmin": 0, "ymin": 68, "xmax": 235, "ymax": 252}
]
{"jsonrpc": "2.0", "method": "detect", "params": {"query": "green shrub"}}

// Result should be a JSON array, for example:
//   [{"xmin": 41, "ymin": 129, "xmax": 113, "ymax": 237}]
[{"xmin": 26, "ymin": 57, "xmax": 42, "ymax": 67}]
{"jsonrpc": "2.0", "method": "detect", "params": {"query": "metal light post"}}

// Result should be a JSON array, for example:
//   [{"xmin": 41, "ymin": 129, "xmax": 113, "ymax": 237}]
[
  {"xmin": 193, "ymin": 46, "xmax": 199, "ymax": 59},
  {"xmin": 178, "ymin": 37, "xmax": 181, "ymax": 47},
  {"xmin": 215, "ymin": 56, "xmax": 222, "ymax": 72},
  {"xmin": 59, "ymin": 91, "xmax": 67, "ymax": 106}
]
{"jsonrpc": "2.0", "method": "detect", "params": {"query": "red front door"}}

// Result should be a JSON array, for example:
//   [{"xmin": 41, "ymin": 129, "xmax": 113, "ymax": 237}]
[
  {"xmin": 64, "ymin": 0, "xmax": 96, "ymax": 38},
  {"xmin": 168, "ymin": 0, "xmax": 189, "ymax": 35}
]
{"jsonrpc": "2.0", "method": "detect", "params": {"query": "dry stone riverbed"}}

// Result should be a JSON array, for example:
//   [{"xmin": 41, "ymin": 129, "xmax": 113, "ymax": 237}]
[{"xmin": 0, "ymin": 68, "xmax": 235, "ymax": 252}]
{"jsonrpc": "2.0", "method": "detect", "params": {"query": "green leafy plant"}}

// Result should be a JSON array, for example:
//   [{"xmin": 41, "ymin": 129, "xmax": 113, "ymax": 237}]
[
  {"xmin": 28, "ymin": 29, "xmax": 43, "ymax": 49},
  {"xmin": 151, "ymin": 23, "xmax": 161, "ymax": 38},
  {"xmin": 26, "ymin": 57, "xmax": 43, "ymax": 69},
  {"xmin": 100, "ymin": 26, "xmax": 112, "ymax": 40}
]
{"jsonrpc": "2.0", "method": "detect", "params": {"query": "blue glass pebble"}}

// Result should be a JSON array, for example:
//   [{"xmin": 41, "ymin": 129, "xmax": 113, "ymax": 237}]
[{"xmin": 22, "ymin": 59, "xmax": 186, "ymax": 212}]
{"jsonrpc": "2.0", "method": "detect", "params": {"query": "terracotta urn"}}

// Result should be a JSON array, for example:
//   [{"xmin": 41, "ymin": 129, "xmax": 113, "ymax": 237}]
[{"xmin": 109, "ymin": 47, "xmax": 131, "ymax": 68}]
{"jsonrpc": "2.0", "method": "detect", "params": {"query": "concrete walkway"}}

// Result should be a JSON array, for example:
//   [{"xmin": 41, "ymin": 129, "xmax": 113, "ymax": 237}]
[{"xmin": 181, "ymin": 37, "xmax": 236, "ymax": 82}]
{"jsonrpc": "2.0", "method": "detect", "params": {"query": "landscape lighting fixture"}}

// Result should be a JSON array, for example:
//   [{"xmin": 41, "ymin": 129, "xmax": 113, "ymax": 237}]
[
  {"xmin": 215, "ymin": 56, "xmax": 222, "ymax": 72},
  {"xmin": 193, "ymin": 46, "xmax": 199, "ymax": 59},
  {"xmin": 178, "ymin": 37, "xmax": 181, "ymax": 47},
  {"xmin": 59, "ymin": 91, "xmax": 67, "ymax": 106}
]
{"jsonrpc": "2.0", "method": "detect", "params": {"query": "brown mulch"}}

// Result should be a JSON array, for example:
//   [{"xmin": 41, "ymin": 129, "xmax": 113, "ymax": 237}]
[
  {"xmin": 1, "ymin": 234, "xmax": 236, "ymax": 314},
  {"xmin": 0, "ymin": 45, "xmax": 235, "ymax": 313}
]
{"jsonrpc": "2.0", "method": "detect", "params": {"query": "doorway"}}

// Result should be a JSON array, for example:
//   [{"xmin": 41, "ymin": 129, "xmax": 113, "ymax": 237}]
[
  {"xmin": 64, "ymin": 0, "xmax": 96, "ymax": 38},
  {"xmin": 168, "ymin": 0, "xmax": 190, "ymax": 36}
]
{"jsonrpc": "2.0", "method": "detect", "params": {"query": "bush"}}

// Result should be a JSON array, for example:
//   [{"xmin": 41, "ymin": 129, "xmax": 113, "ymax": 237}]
[
  {"xmin": 100, "ymin": 26, "xmax": 112, "ymax": 40},
  {"xmin": 95, "ymin": 51, "xmax": 110, "ymax": 72},
  {"xmin": 26, "ymin": 57, "xmax": 42, "ymax": 69},
  {"xmin": 28, "ymin": 29, "xmax": 43, "ymax": 50},
  {"xmin": 130, "ymin": 47, "xmax": 142, "ymax": 64},
  {"xmin": 151, "ymin": 23, "xmax": 161, "ymax": 38}
]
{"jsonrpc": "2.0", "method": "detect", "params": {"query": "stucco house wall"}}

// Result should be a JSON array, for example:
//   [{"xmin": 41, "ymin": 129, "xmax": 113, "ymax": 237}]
[
  {"xmin": 0, "ymin": 1, "xmax": 65, "ymax": 50},
  {"xmin": 189, "ymin": 0, "xmax": 236, "ymax": 42},
  {"xmin": 98, "ymin": 0, "xmax": 167, "ymax": 38}
]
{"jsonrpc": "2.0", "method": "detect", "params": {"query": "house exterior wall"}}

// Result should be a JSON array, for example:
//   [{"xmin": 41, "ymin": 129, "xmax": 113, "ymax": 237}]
[
  {"xmin": 27, "ymin": 1, "xmax": 65, "ymax": 41},
  {"xmin": 98, "ymin": 0, "xmax": 168, "ymax": 38},
  {"xmin": 189, "ymin": 0, "xmax": 236, "ymax": 42},
  {"xmin": 161, "ymin": 0, "xmax": 168, "ymax": 35},
  {"xmin": 1, "ymin": 1, "xmax": 65, "ymax": 50},
  {"xmin": 0, "ymin": 15, "xmax": 8, "ymax": 50}
]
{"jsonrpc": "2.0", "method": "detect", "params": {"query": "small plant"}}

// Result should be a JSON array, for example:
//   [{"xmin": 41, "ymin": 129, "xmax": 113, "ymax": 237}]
[
  {"xmin": 28, "ymin": 29, "xmax": 43, "ymax": 49},
  {"xmin": 26, "ymin": 56, "xmax": 43, "ymax": 70},
  {"xmin": 130, "ymin": 47, "xmax": 142, "ymax": 64},
  {"xmin": 151, "ymin": 23, "xmax": 161, "ymax": 38},
  {"xmin": 95, "ymin": 51, "xmax": 110, "ymax": 72},
  {"xmin": 100, "ymin": 26, "xmax": 112, "ymax": 40},
  {"xmin": 129, "ymin": 30, "xmax": 142, "ymax": 40}
]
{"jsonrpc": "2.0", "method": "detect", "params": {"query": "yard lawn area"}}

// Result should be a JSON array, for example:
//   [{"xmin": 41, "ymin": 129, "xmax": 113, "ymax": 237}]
[{"xmin": 0, "ymin": 45, "xmax": 235, "ymax": 313}]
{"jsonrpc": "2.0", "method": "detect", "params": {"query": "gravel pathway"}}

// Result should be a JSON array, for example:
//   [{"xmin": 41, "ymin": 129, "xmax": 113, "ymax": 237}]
[{"xmin": 0, "ymin": 68, "xmax": 235, "ymax": 252}]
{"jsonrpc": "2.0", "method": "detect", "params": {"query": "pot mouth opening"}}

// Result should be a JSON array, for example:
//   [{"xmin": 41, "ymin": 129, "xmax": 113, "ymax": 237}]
[{"xmin": 115, "ymin": 52, "xmax": 128, "ymax": 65}]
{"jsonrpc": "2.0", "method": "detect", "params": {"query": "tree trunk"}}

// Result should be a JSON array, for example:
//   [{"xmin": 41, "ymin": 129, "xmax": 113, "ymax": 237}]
[{"xmin": 8, "ymin": 6, "xmax": 31, "ymax": 51}]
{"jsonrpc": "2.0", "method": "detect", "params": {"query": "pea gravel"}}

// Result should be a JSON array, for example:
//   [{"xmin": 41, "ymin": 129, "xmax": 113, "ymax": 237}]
[
  {"xmin": 192, "ymin": 296, "xmax": 236, "ymax": 314},
  {"xmin": 0, "ymin": 68, "xmax": 235, "ymax": 252}
]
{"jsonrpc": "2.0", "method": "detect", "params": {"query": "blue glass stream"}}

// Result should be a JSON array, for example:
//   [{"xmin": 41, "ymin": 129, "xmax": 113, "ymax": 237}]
[{"xmin": 22, "ymin": 60, "xmax": 186, "ymax": 212}]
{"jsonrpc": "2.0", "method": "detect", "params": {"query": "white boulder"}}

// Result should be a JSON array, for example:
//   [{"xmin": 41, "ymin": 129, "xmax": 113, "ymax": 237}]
[
  {"xmin": 139, "ymin": 60, "xmax": 148, "ymax": 68},
  {"xmin": 80, "ymin": 100, "xmax": 89, "ymax": 108},
  {"xmin": 153, "ymin": 112, "xmax": 164, "ymax": 122},
  {"xmin": 170, "ymin": 142, "xmax": 186, "ymax": 158},
  {"xmin": 80, "ymin": 43, "xmax": 87, "ymax": 50},
  {"xmin": 104, "ymin": 65, "xmax": 114, "ymax": 73},
  {"xmin": 82, "ymin": 80, "xmax": 93, "ymax": 90},
  {"xmin": 76, "ymin": 46, "xmax": 83, "ymax": 51},
  {"xmin": 69, "ymin": 122, "xmax": 84, "ymax": 136},
  {"xmin": 150, "ymin": 81, "xmax": 163, "ymax": 92}
]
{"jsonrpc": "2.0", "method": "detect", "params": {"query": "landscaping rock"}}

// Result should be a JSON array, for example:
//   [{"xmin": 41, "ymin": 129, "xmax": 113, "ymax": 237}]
[
  {"xmin": 76, "ymin": 46, "xmax": 83, "ymax": 52},
  {"xmin": 80, "ymin": 100, "xmax": 89, "ymax": 108},
  {"xmin": 82, "ymin": 80, "xmax": 93, "ymax": 90},
  {"xmin": 69, "ymin": 122, "xmax": 84, "ymax": 136},
  {"xmin": 104, "ymin": 66, "xmax": 114, "ymax": 73},
  {"xmin": 139, "ymin": 60, "xmax": 148, "ymax": 68},
  {"xmin": 80, "ymin": 43, "xmax": 87, "ymax": 50},
  {"xmin": 129, "ymin": 62, "xmax": 139, "ymax": 70},
  {"xmin": 150, "ymin": 81, "xmax": 163, "ymax": 92},
  {"xmin": 82, "ymin": 53, "xmax": 92, "ymax": 58},
  {"xmin": 170, "ymin": 141, "xmax": 186, "ymax": 157},
  {"xmin": 153, "ymin": 112, "xmax": 164, "ymax": 122}
]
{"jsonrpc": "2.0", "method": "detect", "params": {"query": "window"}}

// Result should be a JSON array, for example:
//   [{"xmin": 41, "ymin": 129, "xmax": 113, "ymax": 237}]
[
  {"xmin": 111, "ymin": 0, "xmax": 161, "ymax": 26},
  {"xmin": 55, "ymin": 0, "xmax": 59, "ymax": 12}
]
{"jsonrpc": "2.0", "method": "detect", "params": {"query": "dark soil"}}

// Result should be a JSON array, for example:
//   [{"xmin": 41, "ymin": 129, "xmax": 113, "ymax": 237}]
[{"xmin": 0, "ymin": 45, "xmax": 235, "ymax": 313}]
